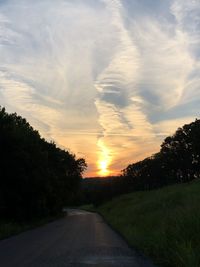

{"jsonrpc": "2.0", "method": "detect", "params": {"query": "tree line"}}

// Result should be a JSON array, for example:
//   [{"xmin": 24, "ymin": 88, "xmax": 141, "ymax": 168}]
[
  {"xmin": 0, "ymin": 107, "xmax": 87, "ymax": 221},
  {"xmin": 122, "ymin": 119, "xmax": 200, "ymax": 191}
]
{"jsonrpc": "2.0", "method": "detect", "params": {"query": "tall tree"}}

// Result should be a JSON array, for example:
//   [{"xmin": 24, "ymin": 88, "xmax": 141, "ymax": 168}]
[{"xmin": 0, "ymin": 107, "xmax": 87, "ymax": 220}]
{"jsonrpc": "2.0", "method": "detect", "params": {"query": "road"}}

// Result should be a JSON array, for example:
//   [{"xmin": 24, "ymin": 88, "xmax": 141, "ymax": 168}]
[{"xmin": 0, "ymin": 210, "xmax": 155, "ymax": 267}]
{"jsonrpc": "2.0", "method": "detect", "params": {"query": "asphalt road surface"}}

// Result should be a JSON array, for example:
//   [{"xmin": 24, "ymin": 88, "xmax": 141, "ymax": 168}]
[{"xmin": 0, "ymin": 209, "xmax": 156, "ymax": 267}]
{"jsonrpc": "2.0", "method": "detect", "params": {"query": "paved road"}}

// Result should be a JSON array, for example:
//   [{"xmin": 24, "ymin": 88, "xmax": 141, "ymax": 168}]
[{"xmin": 0, "ymin": 210, "xmax": 155, "ymax": 267}]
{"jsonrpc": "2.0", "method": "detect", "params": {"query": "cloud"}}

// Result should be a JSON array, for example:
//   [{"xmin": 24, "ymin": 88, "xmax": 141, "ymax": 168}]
[
  {"xmin": 0, "ymin": 0, "xmax": 199, "ymax": 176},
  {"xmin": 170, "ymin": 0, "xmax": 200, "ymax": 106},
  {"xmin": 94, "ymin": 0, "xmax": 200, "ymax": 175},
  {"xmin": 0, "ymin": 0, "xmax": 108, "ymax": 174},
  {"xmin": 94, "ymin": 0, "xmax": 144, "ymax": 173},
  {"xmin": 133, "ymin": 19, "xmax": 194, "ymax": 109}
]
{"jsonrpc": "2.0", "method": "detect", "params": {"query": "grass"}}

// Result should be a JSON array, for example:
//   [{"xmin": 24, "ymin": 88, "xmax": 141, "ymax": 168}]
[
  {"xmin": 0, "ymin": 213, "xmax": 66, "ymax": 240},
  {"xmin": 94, "ymin": 180, "xmax": 200, "ymax": 267}
]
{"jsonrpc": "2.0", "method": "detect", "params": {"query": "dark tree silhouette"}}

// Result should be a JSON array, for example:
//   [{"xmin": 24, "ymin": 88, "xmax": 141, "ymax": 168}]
[
  {"xmin": 160, "ymin": 119, "xmax": 200, "ymax": 182},
  {"xmin": 121, "ymin": 119, "xmax": 200, "ymax": 192},
  {"xmin": 0, "ymin": 107, "xmax": 87, "ymax": 220}
]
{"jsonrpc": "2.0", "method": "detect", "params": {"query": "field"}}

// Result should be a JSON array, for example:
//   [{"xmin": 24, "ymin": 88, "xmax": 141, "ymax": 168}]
[{"xmin": 94, "ymin": 180, "xmax": 200, "ymax": 267}]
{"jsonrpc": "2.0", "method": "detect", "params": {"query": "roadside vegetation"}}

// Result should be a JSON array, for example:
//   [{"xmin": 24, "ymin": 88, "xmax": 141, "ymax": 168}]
[
  {"xmin": 0, "ymin": 107, "xmax": 87, "ymax": 238},
  {"xmin": 95, "ymin": 180, "xmax": 200, "ymax": 267}
]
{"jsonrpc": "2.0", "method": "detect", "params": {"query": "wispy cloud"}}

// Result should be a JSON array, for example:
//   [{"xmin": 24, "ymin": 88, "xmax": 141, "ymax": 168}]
[
  {"xmin": 0, "ymin": 0, "xmax": 199, "ymax": 176},
  {"xmin": 94, "ymin": 0, "xmax": 200, "ymax": 174},
  {"xmin": 95, "ymin": 0, "xmax": 146, "ymax": 173}
]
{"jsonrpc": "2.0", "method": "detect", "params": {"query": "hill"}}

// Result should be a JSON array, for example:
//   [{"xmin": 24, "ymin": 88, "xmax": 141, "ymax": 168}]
[{"xmin": 94, "ymin": 180, "xmax": 200, "ymax": 267}]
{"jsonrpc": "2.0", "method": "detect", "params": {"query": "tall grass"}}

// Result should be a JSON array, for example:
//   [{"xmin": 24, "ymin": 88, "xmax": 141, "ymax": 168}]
[{"xmin": 96, "ymin": 180, "xmax": 200, "ymax": 267}]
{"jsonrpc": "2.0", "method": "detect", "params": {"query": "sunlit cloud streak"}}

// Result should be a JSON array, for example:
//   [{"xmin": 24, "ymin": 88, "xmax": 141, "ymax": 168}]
[
  {"xmin": 95, "ymin": 0, "xmax": 200, "ymax": 175},
  {"xmin": 95, "ymin": 0, "xmax": 150, "ymax": 175},
  {"xmin": 0, "ymin": 0, "xmax": 199, "ymax": 176}
]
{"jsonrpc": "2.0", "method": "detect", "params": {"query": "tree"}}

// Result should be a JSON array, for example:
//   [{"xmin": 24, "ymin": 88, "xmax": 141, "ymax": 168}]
[
  {"xmin": 121, "ymin": 119, "xmax": 200, "ymax": 193},
  {"xmin": 0, "ymin": 107, "xmax": 87, "ymax": 220}
]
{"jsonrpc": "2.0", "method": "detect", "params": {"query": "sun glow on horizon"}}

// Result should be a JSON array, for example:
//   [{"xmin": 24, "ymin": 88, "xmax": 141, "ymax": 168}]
[
  {"xmin": 97, "ymin": 139, "xmax": 112, "ymax": 177},
  {"xmin": 98, "ymin": 160, "xmax": 110, "ymax": 176}
]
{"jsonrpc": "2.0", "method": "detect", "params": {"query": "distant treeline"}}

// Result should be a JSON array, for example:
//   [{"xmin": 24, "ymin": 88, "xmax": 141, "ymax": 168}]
[
  {"xmin": 81, "ymin": 119, "xmax": 200, "ymax": 206},
  {"xmin": 80, "ymin": 177, "xmax": 123, "ymax": 206},
  {"xmin": 0, "ymin": 107, "xmax": 87, "ymax": 220}
]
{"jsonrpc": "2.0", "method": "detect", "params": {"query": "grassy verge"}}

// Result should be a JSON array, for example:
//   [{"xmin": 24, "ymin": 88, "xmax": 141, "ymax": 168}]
[
  {"xmin": 0, "ymin": 212, "xmax": 66, "ymax": 240},
  {"xmin": 95, "ymin": 180, "xmax": 200, "ymax": 267}
]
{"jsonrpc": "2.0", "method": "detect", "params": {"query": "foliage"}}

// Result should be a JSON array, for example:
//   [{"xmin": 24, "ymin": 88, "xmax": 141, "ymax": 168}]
[
  {"xmin": 96, "ymin": 180, "xmax": 200, "ymax": 267},
  {"xmin": 0, "ymin": 107, "xmax": 87, "ymax": 220},
  {"xmin": 122, "ymin": 119, "xmax": 200, "ymax": 190}
]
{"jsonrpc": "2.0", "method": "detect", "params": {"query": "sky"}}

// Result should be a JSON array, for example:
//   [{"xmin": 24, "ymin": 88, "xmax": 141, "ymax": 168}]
[{"xmin": 0, "ymin": 0, "xmax": 200, "ymax": 177}]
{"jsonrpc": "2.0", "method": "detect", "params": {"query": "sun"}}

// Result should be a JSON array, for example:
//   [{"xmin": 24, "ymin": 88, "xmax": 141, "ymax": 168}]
[
  {"xmin": 99, "ymin": 160, "xmax": 110, "ymax": 176},
  {"xmin": 97, "ymin": 139, "xmax": 112, "ymax": 177}
]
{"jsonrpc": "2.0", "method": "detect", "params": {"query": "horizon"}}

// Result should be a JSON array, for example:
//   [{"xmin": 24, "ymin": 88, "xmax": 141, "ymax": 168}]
[{"xmin": 0, "ymin": 0, "xmax": 200, "ymax": 177}]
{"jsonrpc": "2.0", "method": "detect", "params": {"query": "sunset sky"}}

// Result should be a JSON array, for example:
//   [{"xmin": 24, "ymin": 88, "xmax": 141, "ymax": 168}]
[{"xmin": 0, "ymin": 0, "xmax": 200, "ymax": 177}]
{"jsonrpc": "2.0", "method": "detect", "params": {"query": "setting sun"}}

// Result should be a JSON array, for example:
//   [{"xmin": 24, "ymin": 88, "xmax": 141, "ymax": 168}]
[
  {"xmin": 99, "ymin": 160, "xmax": 110, "ymax": 176},
  {"xmin": 97, "ymin": 140, "xmax": 112, "ymax": 176}
]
